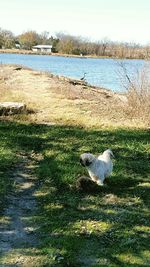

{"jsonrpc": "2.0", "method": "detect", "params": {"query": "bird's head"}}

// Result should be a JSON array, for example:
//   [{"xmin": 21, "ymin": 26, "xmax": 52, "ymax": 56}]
[{"xmin": 80, "ymin": 153, "xmax": 95, "ymax": 167}]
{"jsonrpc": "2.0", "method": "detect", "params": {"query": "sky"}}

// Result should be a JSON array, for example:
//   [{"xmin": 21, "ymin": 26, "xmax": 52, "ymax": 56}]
[{"xmin": 0, "ymin": 0, "xmax": 150, "ymax": 44}]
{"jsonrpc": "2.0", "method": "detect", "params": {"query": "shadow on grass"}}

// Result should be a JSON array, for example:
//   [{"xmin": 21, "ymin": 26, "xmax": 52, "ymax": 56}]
[{"xmin": 0, "ymin": 120, "xmax": 150, "ymax": 266}]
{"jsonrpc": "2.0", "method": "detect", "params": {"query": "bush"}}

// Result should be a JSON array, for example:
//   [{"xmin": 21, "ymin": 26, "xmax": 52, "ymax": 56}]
[{"xmin": 119, "ymin": 62, "xmax": 150, "ymax": 124}]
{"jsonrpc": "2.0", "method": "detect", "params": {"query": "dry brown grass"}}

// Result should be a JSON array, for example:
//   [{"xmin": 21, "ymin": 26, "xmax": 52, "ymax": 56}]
[
  {"xmin": 0, "ymin": 64, "xmax": 149, "ymax": 128},
  {"xmin": 126, "ymin": 66, "xmax": 150, "ymax": 123},
  {"xmin": 127, "ymin": 88, "xmax": 150, "ymax": 122},
  {"xmin": 117, "ymin": 62, "xmax": 150, "ymax": 126}
]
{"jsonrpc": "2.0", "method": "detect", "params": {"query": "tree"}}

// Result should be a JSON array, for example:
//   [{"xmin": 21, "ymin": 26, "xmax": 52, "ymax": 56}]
[
  {"xmin": 39, "ymin": 31, "xmax": 49, "ymax": 44},
  {"xmin": 0, "ymin": 28, "xmax": 4, "ymax": 48},
  {"xmin": 56, "ymin": 33, "xmax": 83, "ymax": 55},
  {"xmin": 0, "ymin": 28, "xmax": 15, "ymax": 48},
  {"xmin": 18, "ymin": 31, "xmax": 40, "ymax": 50},
  {"xmin": 48, "ymin": 36, "xmax": 59, "ymax": 52}
]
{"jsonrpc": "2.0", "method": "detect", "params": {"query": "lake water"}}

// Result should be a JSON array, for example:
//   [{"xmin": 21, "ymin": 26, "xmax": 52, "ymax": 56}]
[{"xmin": 0, "ymin": 53, "xmax": 145, "ymax": 92}]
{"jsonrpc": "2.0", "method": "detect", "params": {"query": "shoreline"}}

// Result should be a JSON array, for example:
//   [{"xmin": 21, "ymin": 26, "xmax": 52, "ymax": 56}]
[
  {"xmin": 0, "ymin": 64, "xmax": 149, "ymax": 128},
  {"xmin": 1, "ymin": 62, "xmax": 125, "ymax": 96},
  {"xmin": 0, "ymin": 49, "xmax": 146, "ymax": 60}
]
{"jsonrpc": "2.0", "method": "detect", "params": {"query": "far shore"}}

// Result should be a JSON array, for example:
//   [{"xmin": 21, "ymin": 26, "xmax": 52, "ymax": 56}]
[{"xmin": 0, "ymin": 48, "xmax": 145, "ymax": 60}]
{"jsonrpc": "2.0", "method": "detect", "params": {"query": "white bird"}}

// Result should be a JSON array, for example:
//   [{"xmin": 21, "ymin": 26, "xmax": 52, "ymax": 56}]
[{"xmin": 80, "ymin": 149, "xmax": 114, "ymax": 186}]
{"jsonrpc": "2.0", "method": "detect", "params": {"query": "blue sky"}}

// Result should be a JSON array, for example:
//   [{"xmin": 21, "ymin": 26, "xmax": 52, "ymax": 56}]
[{"xmin": 0, "ymin": 0, "xmax": 150, "ymax": 44}]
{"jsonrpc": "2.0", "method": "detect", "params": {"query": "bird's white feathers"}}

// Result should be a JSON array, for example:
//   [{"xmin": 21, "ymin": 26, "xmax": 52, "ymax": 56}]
[{"xmin": 80, "ymin": 149, "xmax": 114, "ymax": 186}]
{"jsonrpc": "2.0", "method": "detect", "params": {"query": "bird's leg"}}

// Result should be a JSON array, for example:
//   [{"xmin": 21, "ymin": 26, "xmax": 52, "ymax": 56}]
[
  {"xmin": 91, "ymin": 175, "xmax": 104, "ymax": 186},
  {"xmin": 97, "ymin": 175, "xmax": 105, "ymax": 186}
]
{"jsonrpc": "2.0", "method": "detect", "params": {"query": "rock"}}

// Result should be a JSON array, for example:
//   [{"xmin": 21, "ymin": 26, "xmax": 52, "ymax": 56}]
[
  {"xmin": 14, "ymin": 67, "xmax": 22, "ymax": 71},
  {"xmin": 0, "ymin": 102, "xmax": 26, "ymax": 115},
  {"xmin": 69, "ymin": 79, "xmax": 87, "ymax": 86}
]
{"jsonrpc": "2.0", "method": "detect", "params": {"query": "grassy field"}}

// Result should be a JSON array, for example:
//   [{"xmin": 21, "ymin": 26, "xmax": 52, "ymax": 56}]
[{"xmin": 0, "ymin": 119, "xmax": 150, "ymax": 266}]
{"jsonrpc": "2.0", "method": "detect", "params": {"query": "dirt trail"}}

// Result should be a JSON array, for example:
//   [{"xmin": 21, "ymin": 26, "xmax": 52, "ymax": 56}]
[{"xmin": 0, "ymin": 154, "xmax": 39, "ymax": 266}]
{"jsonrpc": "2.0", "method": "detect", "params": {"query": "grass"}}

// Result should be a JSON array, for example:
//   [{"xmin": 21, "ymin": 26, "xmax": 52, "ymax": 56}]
[
  {"xmin": 0, "ymin": 119, "xmax": 150, "ymax": 266},
  {"xmin": 0, "ymin": 124, "xmax": 17, "ymax": 207}
]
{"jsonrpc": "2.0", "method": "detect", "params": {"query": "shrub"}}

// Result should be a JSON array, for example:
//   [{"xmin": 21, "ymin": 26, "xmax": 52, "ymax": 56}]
[{"xmin": 119, "ymin": 61, "xmax": 150, "ymax": 125}]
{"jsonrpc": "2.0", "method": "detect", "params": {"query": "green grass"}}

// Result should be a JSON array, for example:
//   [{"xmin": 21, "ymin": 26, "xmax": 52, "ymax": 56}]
[{"xmin": 0, "ymin": 120, "xmax": 150, "ymax": 266}]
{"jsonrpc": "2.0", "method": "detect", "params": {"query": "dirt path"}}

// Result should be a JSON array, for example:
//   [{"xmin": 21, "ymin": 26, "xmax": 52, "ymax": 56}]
[{"xmin": 0, "ymin": 154, "xmax": 40, "ymax": 266}]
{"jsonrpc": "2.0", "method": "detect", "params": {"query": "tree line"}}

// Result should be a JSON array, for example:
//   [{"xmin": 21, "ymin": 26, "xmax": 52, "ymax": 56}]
[{"xmin": 0, "ymin": 27, "xmax": 150, "ymax": 59}]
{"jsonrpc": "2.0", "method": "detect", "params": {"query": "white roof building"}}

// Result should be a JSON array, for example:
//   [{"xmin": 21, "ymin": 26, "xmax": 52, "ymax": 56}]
[{"xmin": 32, "ymin": 45, "xmax": 52, "ymax": 53}]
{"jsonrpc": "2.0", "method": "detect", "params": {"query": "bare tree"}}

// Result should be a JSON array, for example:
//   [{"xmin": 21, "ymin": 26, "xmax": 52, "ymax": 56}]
[{"xmin": 0, "ymin": 28, "xmax": 15, "ymax": 48}]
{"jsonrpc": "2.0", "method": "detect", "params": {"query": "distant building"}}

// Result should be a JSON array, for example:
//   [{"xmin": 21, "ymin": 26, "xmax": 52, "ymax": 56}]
[{"xmin": 32, "ymin": 45, "xmax": 52, "ymax": 53}]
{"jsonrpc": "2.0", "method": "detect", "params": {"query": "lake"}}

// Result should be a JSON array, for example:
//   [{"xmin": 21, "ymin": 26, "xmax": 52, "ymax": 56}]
[{"xmin": 0, "ymin": 53, "xmax": 145, "ymax": 92}]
